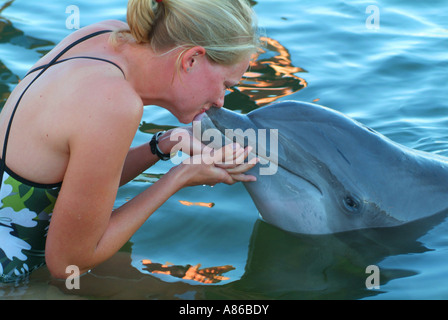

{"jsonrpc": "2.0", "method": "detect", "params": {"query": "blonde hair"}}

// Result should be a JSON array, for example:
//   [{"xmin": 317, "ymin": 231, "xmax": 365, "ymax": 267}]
[{"xmin": 112, "ymin": 0, "xmax": 260, "ymax": 65}]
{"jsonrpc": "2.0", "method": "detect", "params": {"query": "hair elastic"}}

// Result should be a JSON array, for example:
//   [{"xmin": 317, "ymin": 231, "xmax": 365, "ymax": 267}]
[{"xmin": 155, "ymin": 0, "xmax": 162, "ymax": 3}]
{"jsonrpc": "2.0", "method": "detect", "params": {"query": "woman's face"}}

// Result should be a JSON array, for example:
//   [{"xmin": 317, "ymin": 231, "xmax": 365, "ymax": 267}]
[{"xmin": 171, "ymin": 55, "xmax": 250, "ymax": 124}]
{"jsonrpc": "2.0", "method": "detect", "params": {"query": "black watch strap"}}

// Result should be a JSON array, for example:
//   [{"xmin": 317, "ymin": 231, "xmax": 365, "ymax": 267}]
[{"xmin": 149, "ymin": 131, "xmax": 171, "ymax": 161}]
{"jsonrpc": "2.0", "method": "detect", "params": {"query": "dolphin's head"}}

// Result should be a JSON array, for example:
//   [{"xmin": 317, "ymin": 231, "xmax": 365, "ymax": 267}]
[{"xmin": 195, "ymin": 101, "xmax": 448, "ymax": 234}]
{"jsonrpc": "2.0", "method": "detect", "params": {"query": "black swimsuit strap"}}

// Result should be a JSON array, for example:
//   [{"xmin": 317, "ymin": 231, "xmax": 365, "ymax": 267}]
[
  {"xmin": 25, "ymin": 56, "xmax": 126, "ymax": 79},
  {"xmin": 0, "ymin": 30, "xmax": 119, "ymax": 186}
]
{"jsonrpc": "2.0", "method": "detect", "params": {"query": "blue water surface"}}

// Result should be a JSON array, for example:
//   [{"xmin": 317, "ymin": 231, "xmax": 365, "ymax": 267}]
[{"xmin": 0, "ymin": 0, "xmax": 447, "ymax": 299}]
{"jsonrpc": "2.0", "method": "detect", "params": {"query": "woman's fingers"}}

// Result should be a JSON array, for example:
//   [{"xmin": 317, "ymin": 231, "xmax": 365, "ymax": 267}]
[
  {"xmin": 177, "ymin": 139, "xmax": 260, "ymax": 187},
  {"xmin": 166, "ymin": 126, "xmax": 257, "ymax": 170},
  {"xmin": 214, "ymin": 145, "xmax": 256, "ymax": 167},
  {"xmin": 229, "ymin": 173, "xmax": 257, "ymax": 182},
  {"xmin": 163, "ymin": 127, "xmax": 205, "ymax": 156},
  {"xmin": 210, "ymin": 143, "xmax": 244, "ymax": 164},
  {"xmin": 225, "ymin": 161, "xmax": 258, "ymax": 174}
]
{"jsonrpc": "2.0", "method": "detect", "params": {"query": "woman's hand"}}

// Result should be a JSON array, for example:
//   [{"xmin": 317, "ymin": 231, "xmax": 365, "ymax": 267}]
[{"xmin": 171, "ymin": 142, "xmax": 258, "ymax": 188}]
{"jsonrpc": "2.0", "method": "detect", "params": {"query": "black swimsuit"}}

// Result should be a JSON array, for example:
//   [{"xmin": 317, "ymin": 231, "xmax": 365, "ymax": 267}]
[{"xmin": 0, "ymin": 30, "xmax": 125, "ymax": 282}]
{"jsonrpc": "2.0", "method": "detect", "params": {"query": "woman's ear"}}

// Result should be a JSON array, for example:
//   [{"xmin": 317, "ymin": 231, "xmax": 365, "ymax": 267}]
[{"xmin": 181, "ymin": 46, "xmax": 206, "ymax": 72}]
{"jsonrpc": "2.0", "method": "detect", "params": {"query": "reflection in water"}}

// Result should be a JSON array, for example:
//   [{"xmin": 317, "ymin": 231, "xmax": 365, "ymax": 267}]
[
  {"xmin": 0, "ymin": 1, "xmax": 19, "ymax": 107},
  {"xmin": 142, "ymin": 259, "xmax": 234, "ymax": 284},
  {"xmin": 0, "ymin": 0, "xmax": 54, "ymax": 108},
  {"xmin": 142, "ymin": 259, "xmax": 235, "ymax": 283},
  {"xmin": 223, "ymin": 211, "xmax": 448, "ymax": 299},
  {"xmin": 132, "ymin": 172, "xmax": 165, "ymax": 184},
  {"xmin": 139, "ymin": 121, "xmax": 176, "ymax": 134},
  {"xmin": 179, "ymin": 200, "xmax": 215, "ymax": 208},
  {"xmin": 224, "ymin": 37, "xmax": 307, "ymax": 113},
  {"xmin": 0, "ymin": 60, "xmax": 14, "ymax": 107}
]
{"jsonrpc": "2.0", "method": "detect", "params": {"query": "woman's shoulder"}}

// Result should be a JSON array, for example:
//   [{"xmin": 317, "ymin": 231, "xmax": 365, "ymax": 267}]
[
  {"xmin": 76, "ymin": 72, "xmax": 142, "ymax": 119},
  {"xmin": 63, "ymin": 20, "xmax": 129, "ymax": 42},
  {"xmin": 62, "ymin": 73, "xmax": 143, "ymax": 144}
]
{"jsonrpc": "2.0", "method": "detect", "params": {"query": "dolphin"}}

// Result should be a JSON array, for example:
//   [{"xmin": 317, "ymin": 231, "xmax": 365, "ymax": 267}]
[{"xmin": 195, "ymin": 100, "xmax": 448, "ymax": 234}]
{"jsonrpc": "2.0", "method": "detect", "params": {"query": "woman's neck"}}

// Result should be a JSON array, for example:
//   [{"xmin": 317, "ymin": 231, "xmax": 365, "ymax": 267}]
[{"xmin": 118, "ymin": 42, "xmax": 179, "ymax": 107}]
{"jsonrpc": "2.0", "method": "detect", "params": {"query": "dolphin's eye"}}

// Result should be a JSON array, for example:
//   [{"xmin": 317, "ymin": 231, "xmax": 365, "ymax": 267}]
[{"xmin": 343, "ymin": 195, "xmax": 360, "ymax": 213}]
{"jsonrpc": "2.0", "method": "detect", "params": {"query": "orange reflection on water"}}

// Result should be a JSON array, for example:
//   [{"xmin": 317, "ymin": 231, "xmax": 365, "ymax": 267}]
[
  {"xmin": 142, "ymin": 259, "xmax": 235, "ymax": 284},
  {"xmin": 179, "ymin": 200, "xmax": 215, "ymax": 208},
  {"xmin": 235, "ymin": 36, "xmax": 308, "ymax": 107}
]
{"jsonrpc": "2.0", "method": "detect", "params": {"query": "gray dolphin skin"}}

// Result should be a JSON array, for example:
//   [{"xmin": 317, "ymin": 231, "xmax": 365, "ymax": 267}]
[{"xmin": 197, "ymin": 101, "xmax": 448, "ymax": 234}]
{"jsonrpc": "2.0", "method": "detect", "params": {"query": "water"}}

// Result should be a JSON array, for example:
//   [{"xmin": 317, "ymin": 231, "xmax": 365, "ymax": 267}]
[{"xmin": 0, "ymin": 0, "xmax": 447, "ymax": 300}]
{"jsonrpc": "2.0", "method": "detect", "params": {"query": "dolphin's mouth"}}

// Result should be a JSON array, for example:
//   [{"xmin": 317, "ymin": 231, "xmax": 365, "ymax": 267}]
[{"xmin": 284, "ymin": 165, "xmax": 323, "ymax": 195}]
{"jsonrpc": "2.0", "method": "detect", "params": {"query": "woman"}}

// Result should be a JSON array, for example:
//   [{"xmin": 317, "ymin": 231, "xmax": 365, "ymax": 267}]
[{"xmin": 0, "ymin": 0, "xmax": 259, "ymax": 281}]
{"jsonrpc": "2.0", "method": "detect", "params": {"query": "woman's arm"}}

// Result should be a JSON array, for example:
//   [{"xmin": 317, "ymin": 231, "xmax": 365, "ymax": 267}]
[
  {"xmin": 119, "ymin": 125, "xmax": 234, "ymax": 186},
  {"xmin": 119, "ymin": 142, "xmax": 158, "ymax": 186},
  {"xmin": 117, "ymin": 128, "xmax": 192, "ymax": 186}
]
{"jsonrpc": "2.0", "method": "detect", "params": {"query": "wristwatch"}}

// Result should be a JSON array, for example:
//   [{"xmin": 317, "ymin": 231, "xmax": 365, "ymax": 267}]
[{"xmin": 149, "ymin": 131, "xmax": 171, "ymax": 161}]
